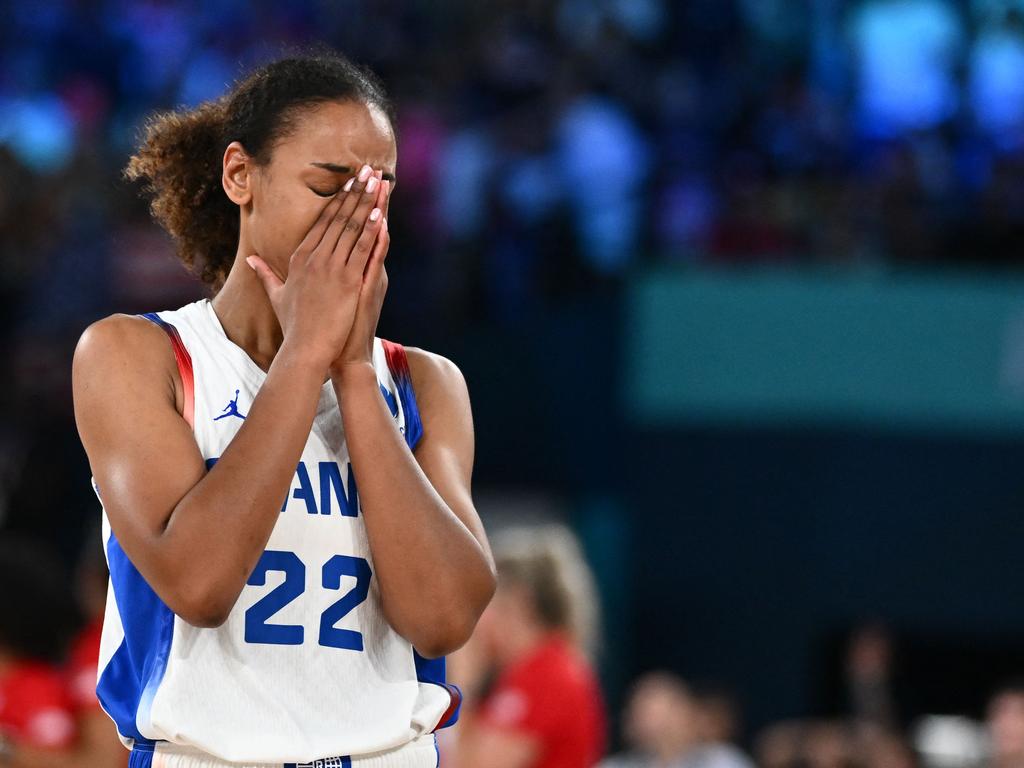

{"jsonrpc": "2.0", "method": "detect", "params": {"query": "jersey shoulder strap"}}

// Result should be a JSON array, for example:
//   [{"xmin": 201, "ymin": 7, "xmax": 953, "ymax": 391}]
[
  {"xmin": 380, "ymin": 339, "xmax": 423, "ymax": 451},
  {"xmin": 139, "ymin": 312, "xmax": 195, "ymax": 429}
]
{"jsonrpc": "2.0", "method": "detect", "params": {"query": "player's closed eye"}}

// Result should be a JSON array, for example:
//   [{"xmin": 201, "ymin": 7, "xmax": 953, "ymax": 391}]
[{"xmin": 310, "ymin": 187, "xmax": 340, "ymax": 198}]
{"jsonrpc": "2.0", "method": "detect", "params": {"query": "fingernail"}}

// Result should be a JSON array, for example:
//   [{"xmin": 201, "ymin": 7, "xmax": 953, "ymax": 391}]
[
  {"xmin": 358, "ymin": 165, "xmax": 372, "ymax": 182},
  {"xmin": 366, "ymin": 176, "xmax": 378, "ymax": 193},
  {"xmin": 343, "ymin": 178, "xmax": 354, "ymax": 192},
  {"xmin": 370, "ymin": 208, "xmax": 381, "ymax": 221},
  {"xmin": 245, "ymin": 256, "xmax": 256, "ymax": 270}
]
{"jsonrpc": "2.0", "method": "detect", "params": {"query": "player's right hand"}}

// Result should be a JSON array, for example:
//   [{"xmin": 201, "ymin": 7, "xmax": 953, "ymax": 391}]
[{"xmin": 246, "ymin": 163, "xmax": 385, "ymax": 371}]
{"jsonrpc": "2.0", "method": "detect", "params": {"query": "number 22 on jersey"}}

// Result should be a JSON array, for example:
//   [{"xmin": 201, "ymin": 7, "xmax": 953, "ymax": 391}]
[{"xmin": 245, "ymin": 549, "xmax": 372, "ymax": 651}]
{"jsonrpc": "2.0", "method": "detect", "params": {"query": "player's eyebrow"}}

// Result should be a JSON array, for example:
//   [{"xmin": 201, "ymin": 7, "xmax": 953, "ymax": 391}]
[{"xmin": 310, "ymin": 162, "xmax": 396, "ymax": 182}]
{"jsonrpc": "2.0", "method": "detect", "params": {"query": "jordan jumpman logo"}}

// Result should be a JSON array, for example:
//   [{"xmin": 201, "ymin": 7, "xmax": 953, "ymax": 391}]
[{"xmin": 214, "ymin": 389, "xmax": 247, "ymax": 421}]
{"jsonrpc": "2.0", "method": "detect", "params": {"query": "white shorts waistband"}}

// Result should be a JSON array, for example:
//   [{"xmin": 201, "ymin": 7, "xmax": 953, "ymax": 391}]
[{"xmin": 139, "ymin": 733, "xmax": 439, "ymax": 768}]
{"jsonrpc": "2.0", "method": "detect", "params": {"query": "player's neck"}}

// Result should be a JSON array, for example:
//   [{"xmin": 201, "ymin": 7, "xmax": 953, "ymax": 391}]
[{"xmin": 212, "ymin": 252, "xmax": 285, "ymax": 374}]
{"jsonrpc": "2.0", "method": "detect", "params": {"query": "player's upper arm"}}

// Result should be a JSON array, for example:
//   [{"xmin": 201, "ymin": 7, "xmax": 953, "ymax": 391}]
[
  {"xmin": 72, "ymin": 314, "xmax": 210, "ymax": 624},
  {"xmin": 405, "ymin": 347, "xmax": 492, "ymax": 568}
]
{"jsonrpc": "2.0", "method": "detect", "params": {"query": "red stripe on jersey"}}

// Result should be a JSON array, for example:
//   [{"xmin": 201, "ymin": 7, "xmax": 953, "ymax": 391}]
[
  {"xmin": 140, "ymin": 313, "xmax": 195, "ymax": 428},
  {"xmin": 432, "ymin": 683, "xmax": 463, "ymax": 732}
]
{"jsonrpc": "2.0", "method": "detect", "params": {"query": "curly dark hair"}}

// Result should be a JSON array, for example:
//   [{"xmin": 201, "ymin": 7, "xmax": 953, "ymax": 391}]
[{"xmin": 124, "ymin": 50, "xmax": 396, "ymax": 291}]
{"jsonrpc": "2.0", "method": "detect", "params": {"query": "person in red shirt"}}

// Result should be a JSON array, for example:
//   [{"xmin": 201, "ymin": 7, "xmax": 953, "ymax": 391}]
[
  {"xmin": 0, "ymin": 531, "xmax": 128, "ymax": 768},
  {"xmin": 447, "ymin": 523, "xmax": 606, "ymax": 768},
  {"xmin": 65, "ymin": 615, "xmax": 104, "ymax": 715},
  {"xmin": 60, "ymin": 529, "xmax": 128, "ymax": 768},
  {"xmin": 0, "ymin": 536, "xmax": 79, "ymax": 766},
  {"xmin": 0, "ymin": 659, "xmax": 77, "ymax": 753}
]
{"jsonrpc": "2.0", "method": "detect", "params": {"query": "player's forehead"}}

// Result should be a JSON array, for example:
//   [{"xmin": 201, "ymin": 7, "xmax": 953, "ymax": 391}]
[{"xmin": 275, "ymin": 99, "xmax": 396, "ymax": 174}]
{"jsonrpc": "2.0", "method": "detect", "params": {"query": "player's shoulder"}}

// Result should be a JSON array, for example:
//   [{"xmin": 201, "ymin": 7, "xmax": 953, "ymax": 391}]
[
  {"xmin": 76, "ymin": 312, "xmax": 171, "ymax": 359},
  {"xmin": 73, "ymin": 313, "xmax": 178, "ymax": 395},
  {"xmin": 402, "ymin": 345, "xmax": 467, "ymax": 395}
]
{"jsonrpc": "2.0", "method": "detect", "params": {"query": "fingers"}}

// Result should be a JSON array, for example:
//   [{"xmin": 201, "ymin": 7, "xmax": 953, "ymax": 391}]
[
  {"xmin": 246, "ymin": 254, "xmax": 283, "ymax": 298},
  {"xmin": 300, "ymin": 164, "xmax": 372, "ymax": 266},
  {"xmin": 368, "ymin": 184, "xmax": 390, "ymax": 268},
  {"xmin": 296, "ymin": 188, "xmax": 348, "ymax": 258},
  {"xmin": 361, "ymin": 183, "xmax": 390, "ymax": 294},
  {"xmin": 315, "ymin": 165, "xmax": 379, "ymax": 264},
  {"xmin": 325, "ymin": 167, "xmax": 384, "ymax": 275},
  {"xmin": 360, "ymin": 176, "xmax": 390, "ymax": 275},
  {"xmin": 344, "ymin": 202, "xmax": 384, "ymax": 280},
  {"xmin": 379, "ymin": 179, "xmax": 392, "ymax": 221},
  {"xmin": 362, "ymin": 215, "xmax": 390, "ymax": 289}
]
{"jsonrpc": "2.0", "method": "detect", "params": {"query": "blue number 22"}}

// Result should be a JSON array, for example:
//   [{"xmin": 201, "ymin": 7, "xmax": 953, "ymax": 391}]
[{"xmin": 244, "ymin": 549, "xmax": 372, "ymax": 650}]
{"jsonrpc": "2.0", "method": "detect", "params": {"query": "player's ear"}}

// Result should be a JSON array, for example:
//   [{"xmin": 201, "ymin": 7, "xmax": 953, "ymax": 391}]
[{"xmin": 222, "ymin": 141, "xmax": 253, "ymax": 206}]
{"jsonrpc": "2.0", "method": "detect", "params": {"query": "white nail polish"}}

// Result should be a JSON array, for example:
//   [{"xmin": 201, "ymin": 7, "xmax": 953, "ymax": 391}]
[
  {"xmin": 343, "ymin": 178, "xmax": 354, "ymax": 192},
  {"xmin": 370, "ymin": 208, "xmax": 381, "ymax": 221},
  {"xmin": 366, "ymin": 176, "xmax": 378, "ymax": 193}
]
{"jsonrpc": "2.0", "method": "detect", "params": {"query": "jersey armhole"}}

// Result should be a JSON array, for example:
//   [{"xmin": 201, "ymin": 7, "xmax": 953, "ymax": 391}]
[
  {"xmin": 138, "ymin": 313, "xmax": 195, "ymax": 429},
  {"xmin": 380, "ymin": 339, "xmax": 423, "ymax": 451}
]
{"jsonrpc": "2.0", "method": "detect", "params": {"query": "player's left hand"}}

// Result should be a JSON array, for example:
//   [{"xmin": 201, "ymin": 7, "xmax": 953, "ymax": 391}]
[{"xmin": 328, "ymin": 169, "xmax": 391, "ymax": 377}]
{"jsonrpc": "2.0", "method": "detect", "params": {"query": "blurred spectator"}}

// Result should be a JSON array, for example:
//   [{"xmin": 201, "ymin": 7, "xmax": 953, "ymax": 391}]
[
  {"xmin": 757, "ymin": 720, "xmax": 830, "ymax": 768},
  {"xmin": 599, "ymin": 672, "xmax": 754, "ymax": 768},
  {"xmin": 446, "ymin": 523, "xmax": 606, "ymax": 768},
  {"xmin": 0, "ymin": 532, "xmax": 127, "ymax": 767},
  {"xmin": 0, "ymin": 536, "xmax": 78, "ymax": 764},
  {"xmin": 848, "ymin": 0, "xmax": 965, "ymax": 139},
  {"xmin": 913, "ymin": 715, "xmax": 986, "ymax": 768},
  {"xmin": 756, "ymin": 719, "xmax": 917, "ymax": 768},
  {"xmin": 986, "ymin": 679, "xmax": 1024, "ymax": 768},
  {"xmin": 969, "ymin": 9, "xmax": 1024, "ymax": 151},
  {"xmin": 845, "ymin": 623, "xmax": 899, "ymax": 730},
  {"xmin": 689, "ymin": 684, "xmax": 744, "ymax": 747},
  {"xmin": 554, "ymin": 91, "xmax": 652, "ymax": 276},
  {"xmin": 62, "ymin": 526, "xmax": 128, "ymax": 767}
]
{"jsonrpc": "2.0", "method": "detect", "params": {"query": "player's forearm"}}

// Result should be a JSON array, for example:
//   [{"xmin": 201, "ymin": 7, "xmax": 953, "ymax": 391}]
[
  {"xmin": 333, "ymin": 362, "xmax": 494, "ymax": 656},
  {"xmin": 160, "ymin": 341, "xmax": 327, "ymax": 626}
]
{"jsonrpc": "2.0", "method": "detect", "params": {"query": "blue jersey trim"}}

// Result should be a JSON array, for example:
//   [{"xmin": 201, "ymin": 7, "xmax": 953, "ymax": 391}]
[
  {"xmin": 413, "ymin": 651, "xmax": 462, "ymax": 729},
  {"xmin": 383, "ymin": 340, "xmax": 458, "ymax": 728},
  {"xmin": 380, "ymin": 340, "xmax": 423, "ymax": 451},
  {"xmin": 398, "ymin": 381, "xmax": 423, "ymax": 451},
  {"xmin": 97, "ymin": 529, "xmax": 175, "ymax": 744},
  {"xmin": 128, "ymin": 743, "xmax": 155, "ymax": 768}
]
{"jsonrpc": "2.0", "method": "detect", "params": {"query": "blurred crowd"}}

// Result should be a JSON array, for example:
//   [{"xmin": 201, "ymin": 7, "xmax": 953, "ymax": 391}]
[
  {"xmin": 6, "ymin": 519, "xmax": 1021, "ymax": 768},
  {"xmin": 438, "ymin": 524, "xmax": 1024, "ymax": 768},
  {"xmin": 6, "ymin": 0, "xmax": 1024, "ymax": 338},
  {"xmin": 9, "ymin": 0, "xmax": 1024, "ymax": 552}
]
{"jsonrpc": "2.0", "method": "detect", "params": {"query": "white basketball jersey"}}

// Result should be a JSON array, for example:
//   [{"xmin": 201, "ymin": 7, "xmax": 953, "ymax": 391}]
[{"xmin": 91, "ymin": 297, "xmax": 460, "ymax": 764}]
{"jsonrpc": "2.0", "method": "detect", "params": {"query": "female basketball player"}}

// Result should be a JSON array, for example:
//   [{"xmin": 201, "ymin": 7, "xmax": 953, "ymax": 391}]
[{"xmin": 71, "ymin": 52, "xmax": 496, "ymax": 768}]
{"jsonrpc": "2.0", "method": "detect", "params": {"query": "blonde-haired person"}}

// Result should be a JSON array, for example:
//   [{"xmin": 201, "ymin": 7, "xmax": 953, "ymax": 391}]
[{"xmin": 446, "ymin": 523, "xmax": 607, "ymax": 768}]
